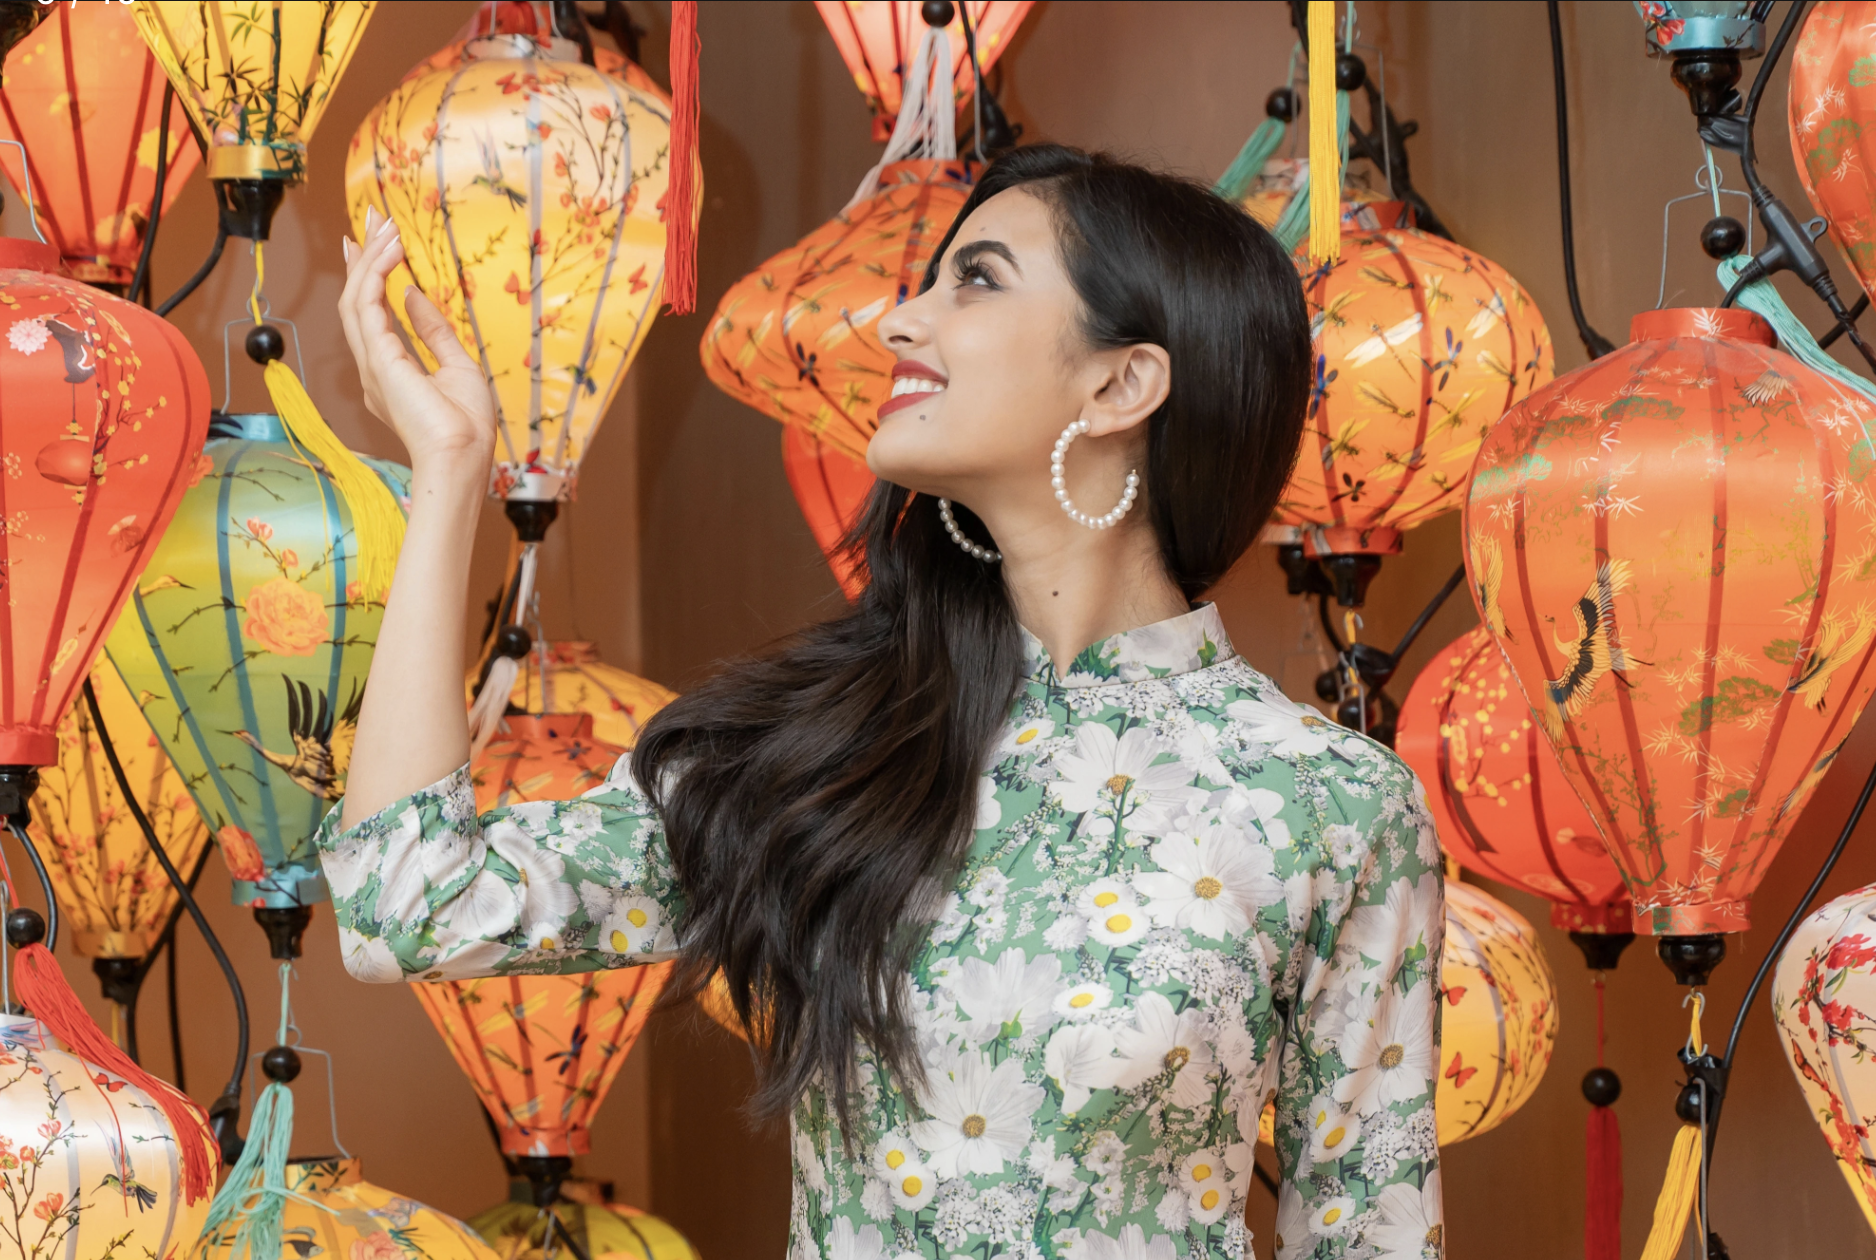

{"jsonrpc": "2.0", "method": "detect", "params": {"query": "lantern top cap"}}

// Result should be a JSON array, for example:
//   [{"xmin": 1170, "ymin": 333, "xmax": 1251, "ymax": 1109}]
[
  {"xmin": 0, "ymin": 238, "xmax": 63, "ymax": 274},
  {"xmin": 1629, "ymin": 307, "xmax": 1775, "ymax": 346},
  {"xmin": 493, "ymin": 712, "xmax": 598, "ymax": 742},
  {"xmin": 463, "ymin": 33, "xmax": 582, "ymax": 64}
]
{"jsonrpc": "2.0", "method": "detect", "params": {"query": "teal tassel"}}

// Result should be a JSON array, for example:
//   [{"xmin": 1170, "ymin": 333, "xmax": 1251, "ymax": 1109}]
[
  {"xmin": 200, "ymin": 1081, "xmax": 296, "ymax": 1260},
  {"xmin": 1213, "ymin": 117, "xmax": 1287, "ymax": 202},
  {"xmin": 1717, "ymin": 255, "xmax": 1876, "ymax": 404},
  {"xmin": 1275, "ymin": 90, "xmax": 1351, "ymax": 253}
]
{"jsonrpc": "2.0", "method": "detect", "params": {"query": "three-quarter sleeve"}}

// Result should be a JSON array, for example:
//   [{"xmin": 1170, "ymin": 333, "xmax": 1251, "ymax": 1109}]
[
  {"xmin": 1268, "ymin": 762, "xmax": 1445, "ymax": 1259},
  {"xmin": 312, "ymin": 755, "xmax": 686, "ymax": 983}
]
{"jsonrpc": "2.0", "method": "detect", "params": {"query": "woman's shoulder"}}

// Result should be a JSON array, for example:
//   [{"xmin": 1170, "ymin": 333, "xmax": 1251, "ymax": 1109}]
[{"xmin": 1175, "ymin": 658, "xmax": 1433, "ymax": 840}]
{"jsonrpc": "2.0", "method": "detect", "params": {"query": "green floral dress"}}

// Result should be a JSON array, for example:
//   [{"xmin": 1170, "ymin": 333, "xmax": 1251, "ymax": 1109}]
[{"xmin": 315, "ymin": 605, "xmax": 1445, "ymax": 1260}]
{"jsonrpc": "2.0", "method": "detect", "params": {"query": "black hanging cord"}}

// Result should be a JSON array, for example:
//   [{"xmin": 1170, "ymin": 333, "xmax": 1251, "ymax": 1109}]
[
  {"xmin": 166, "ymin": 931, "xmax": 184, "ymax": 1092},
  {"xmin": 1388, "ymin": 562, "xmax": 1466, "ymax": 664},
  {"xmin": 118, "ymin": 844, "xmax": 212, "ymax": 1067},
  {"xmin": 154, "ymin": 224, "xmax": 227, "ymax": 319},
  {"xmin": 1820, "ymin": 294, "xmax": 1870, "ymax": 348},
  {"xmin": 6, "ymin": 822, "xmax": 58, "ymax": 953},
  {"xmin": 128, "ymin": 81, "xmax": 174, "ymax": 310},
  {"xmin": 82, "ymin": 680, "xmax": 248, "ymax": 1124},
  {"xmin": 1548, "ymin": 0, "xmax": 1614, "ymax": 359}
]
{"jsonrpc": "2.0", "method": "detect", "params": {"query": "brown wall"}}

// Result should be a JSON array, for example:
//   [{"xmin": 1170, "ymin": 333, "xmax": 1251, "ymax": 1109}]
[{"xmin": 9, "ymin": 2, "xmax": 1876, "ymax": 1257}]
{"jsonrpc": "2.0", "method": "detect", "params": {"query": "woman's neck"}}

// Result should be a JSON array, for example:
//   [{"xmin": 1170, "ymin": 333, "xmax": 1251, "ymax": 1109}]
[{"xmin": 992, "ymin": 510, "xmax": 1191, "ymax": 673}]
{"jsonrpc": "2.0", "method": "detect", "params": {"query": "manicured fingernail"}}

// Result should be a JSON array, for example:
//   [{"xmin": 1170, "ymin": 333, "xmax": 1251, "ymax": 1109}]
[
  {"xmin": 342, "ymin": 237, "xmax": 353, "ymax": 263},
  {"xmin": 365, "ymin": 206, "xmax": 379, "ymax": 232}
]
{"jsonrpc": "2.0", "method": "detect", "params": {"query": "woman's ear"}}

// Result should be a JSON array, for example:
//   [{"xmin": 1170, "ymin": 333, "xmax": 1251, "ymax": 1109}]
[{"xmin": 1082, "ymin": 343, "xmax": 1171, "ymax": 438}]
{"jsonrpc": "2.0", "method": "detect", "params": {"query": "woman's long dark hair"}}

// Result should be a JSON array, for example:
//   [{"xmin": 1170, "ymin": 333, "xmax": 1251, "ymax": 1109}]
[{"xmin": 634, "ymin": 144, "xmax": 1309, "ymax": 1131}]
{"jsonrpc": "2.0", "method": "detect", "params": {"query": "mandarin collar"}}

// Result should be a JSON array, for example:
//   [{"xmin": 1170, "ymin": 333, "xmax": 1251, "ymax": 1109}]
[{"xmin": 1021, "ymin": 602, "xmax": 1235, "ymax": 689}]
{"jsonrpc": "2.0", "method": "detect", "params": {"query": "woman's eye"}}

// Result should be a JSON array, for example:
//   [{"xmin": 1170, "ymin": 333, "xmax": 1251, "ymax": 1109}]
[{"xmin": 956, "ymin": 261, "xmax": 999, "ymax": 290}]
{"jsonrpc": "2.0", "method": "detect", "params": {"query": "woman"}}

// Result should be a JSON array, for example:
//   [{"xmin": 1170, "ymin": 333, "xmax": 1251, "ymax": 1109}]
[{"xmin": 325, "ymin": 145, "xmax": 1443, "ymax": 1259}]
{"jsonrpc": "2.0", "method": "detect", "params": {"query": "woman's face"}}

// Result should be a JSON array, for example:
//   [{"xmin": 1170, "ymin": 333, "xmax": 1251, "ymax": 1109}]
[{"xmin": 868, "ymin": 188, "xmax": 1101, "ymax": 508}]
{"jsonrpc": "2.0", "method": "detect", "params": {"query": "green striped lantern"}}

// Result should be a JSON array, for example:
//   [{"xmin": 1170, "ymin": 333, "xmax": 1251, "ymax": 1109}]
[{"xmin": 105, "ymin": 412, "xmax": 409, "ymax": 909}]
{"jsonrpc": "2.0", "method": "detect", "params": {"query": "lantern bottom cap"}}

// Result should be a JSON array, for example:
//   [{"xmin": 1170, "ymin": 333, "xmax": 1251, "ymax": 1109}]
[
  {"xmin": 232, "ymin": 865, "xmax": 330, "ymax": 910},
  {"xmin": 0, "ymin": 729, "xmax": 56, "ymax": 767},
  {"xmin": 1550, "ymin": 899, "xmax": 1634, "ymax": 935},
  {"xmin": 1635, "ymin": 898, "xmax": 1751, "ymax": 936}
]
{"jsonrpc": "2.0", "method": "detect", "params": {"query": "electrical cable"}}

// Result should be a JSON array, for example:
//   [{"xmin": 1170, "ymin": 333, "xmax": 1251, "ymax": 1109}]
[
  {"xmin": 155, "ymin": 224, "xmax": 227, "ymax": 319},
  {"xmin": 1387, "ymin": 562, "xmax": 1466, "ymax": 664},
  {"xmin": 1819, "ymin": 293, "xmax": 1869, "ymax": 348},
  {"xmin": 6, "ymin": 822, "xmax": 57, "ymax": 953},
  {"xmin": 1548, "ymin": 0, "xmax": 1614, "ymax": 359},
  {"xmin": 82, "ymin": 680, "xmax": 248, "ymax": 1129},
  {"xmin": 127, "ymin": 81, "xmax": 173, "ymax": 309}
]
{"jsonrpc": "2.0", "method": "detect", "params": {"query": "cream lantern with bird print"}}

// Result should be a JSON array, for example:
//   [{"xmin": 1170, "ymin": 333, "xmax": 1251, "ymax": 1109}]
[
  {"xmin": 1463, "ymin": 306, "xmax": 1876, "ymax": 937},
  {"xmin": 105, "ymin": 412, "xmax": 409, "ymax": 911},
  {"xmin": 0, "ymin": 1012, "xmax": 212, "ymax": 1260}
]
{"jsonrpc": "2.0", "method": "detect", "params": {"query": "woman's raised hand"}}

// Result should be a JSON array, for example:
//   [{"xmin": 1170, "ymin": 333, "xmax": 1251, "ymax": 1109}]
[{"xmin": 338, "ymin": 206, "xmax": 497, "ymax": 476}]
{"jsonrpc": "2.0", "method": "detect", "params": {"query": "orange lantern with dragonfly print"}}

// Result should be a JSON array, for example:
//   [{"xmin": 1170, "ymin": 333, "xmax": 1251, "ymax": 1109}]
[
  {"xmin": 0, "ymin": 1, "xmax": 200, "ymax": 292},
  {"xmin": 816, "ymin": 1, "xmax": 1033, "ymax": 138},
  {"xmin": 1397, "ymin": 625, "xmax": 1631, "ymax": 937},
  {"xmin": 1281, "ymin": 207, "xmax": 1553, "ymax": 561},
  {"xmin": 417, "ymin": 704, "xmax": 673, "ymax": 1157},
  {"xmin": 1463, "ymin": 307, "xmax": 1876, "ymax": 940},
  {"xmin": 477, "ymin": 642, "xmax": 676, "ymax": 752},
  {"xmin": 702, "ymin": 159, "xmax": 975, "ymax": 465},
  {"xmin": 1790, "ymin": 2, "xmax": 1876, "ymax": 305},
  {"xmin": 782, "ymin": 426, "xmax": 874, "ymax": 597},
  {"xmin": 0, "ymin": 237, "xmax": 209, "ymax": 768}
]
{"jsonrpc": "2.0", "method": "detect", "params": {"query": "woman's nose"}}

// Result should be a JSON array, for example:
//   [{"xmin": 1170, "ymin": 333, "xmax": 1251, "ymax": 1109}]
[{"xmin": 876, "ymin": 290, "xmax": 931, "ymax": 348}]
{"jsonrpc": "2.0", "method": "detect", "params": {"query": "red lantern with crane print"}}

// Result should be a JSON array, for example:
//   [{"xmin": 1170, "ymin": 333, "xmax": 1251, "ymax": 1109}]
[
  {"xmin": 1463, "ymin": 307, "xmax": 1876, "ymax": 963},
  {"xmin": 0, "ymin": 237, "xmax": 209, "ymax": 770}
]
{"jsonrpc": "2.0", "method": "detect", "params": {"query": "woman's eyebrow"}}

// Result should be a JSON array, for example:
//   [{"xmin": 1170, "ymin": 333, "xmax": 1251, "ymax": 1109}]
[{"xmin": 952, "ymin": 238, "xmax": 1022, "ymax": 276}]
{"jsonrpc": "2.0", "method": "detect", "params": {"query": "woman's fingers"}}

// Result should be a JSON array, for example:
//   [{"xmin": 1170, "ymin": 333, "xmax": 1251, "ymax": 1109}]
[{"xmin": 402, "ymin": 286, "xmax": 476, "ymax": 372}]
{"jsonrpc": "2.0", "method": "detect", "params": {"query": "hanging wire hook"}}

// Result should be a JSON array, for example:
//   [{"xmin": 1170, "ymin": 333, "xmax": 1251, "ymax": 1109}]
[{"xmin": 1658, "ymin": 157, "xmax": 1754, "ymax": 308}]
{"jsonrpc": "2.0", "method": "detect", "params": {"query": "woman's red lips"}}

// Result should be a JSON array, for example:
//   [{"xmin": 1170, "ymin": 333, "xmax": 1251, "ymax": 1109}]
[{"xmin": 878, "ymin": 361, "xmax": 948, "ymax": 419}]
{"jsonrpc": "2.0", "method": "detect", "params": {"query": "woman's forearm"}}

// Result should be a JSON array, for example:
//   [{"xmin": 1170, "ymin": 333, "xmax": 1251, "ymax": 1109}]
[{"xmin": 341, "ymin": 455, "xmax": 485, "ymax": 828}]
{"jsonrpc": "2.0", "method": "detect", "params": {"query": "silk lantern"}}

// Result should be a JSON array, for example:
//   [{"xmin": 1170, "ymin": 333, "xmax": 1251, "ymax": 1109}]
[
  {"xmin": 346, "ymin": 23, "xmax": 683, "ymax": 507},
  {"xmin": 131, "ymin": 1, "xmax": 375, "ymax": 237},
  {"xmin": 413, "ymin": 0, "xmax": 664, "ymax": 95},
  {"xmin": 27, "ymin": 660, "xmax": 210, "ymax": 981},
  {"xmin": 1397, "ymin": 625, "xmax": 1632, "ymax": 936},
  {"xmin": 193, "ymin": 1159, "xmax": 501, "ymax": 1260},
  {"xmin": 0, "ymin": 2, "xmax": 201, "ymax": 291},
  {"xmin": 815, "ymin": 1, "xmax": 1033, "ymax": 138},
  {"xmin": 1790, "ymin": 1, "xmax": 1876, "ymax": 304},
  {"xmin": 416, "ymin": 711, "xmax": 671, "ymax": 1165},
  {"xmin": 104, "ymin": 411, "xmax": 409, "ymax": 920},
  {"xmin": 1438, "ymin": 880, "xmax": 1558, "ymax": 1144},
  {"xmin": 1464, "ymin": 307, "xmax": 1876, "ymax": 941},
  {"xmin": 702, "ymin": 159, "xmax": 975, "ymax": 465},
  {"xmin": 782, "ymin": 426, "xmax": 874, "ymax": 597},
  {"xmin": 1771, "ymin": 882, "xmax": 1876, "ymax": 1236},
  {"xmin": 1280, "ymin": 206, "xmax": 1553, "ymax": 563},
  {"xmin": 0, "ymin": 237, "xmax": 210, "ymax": 768},
  {"xmin": 471, "ymin": 1191, "xmax": 696, "ymax": 1260},
  {"xmin": 485, "ymin": 641, "xmax": 676, "ymax": 752},
  {"xmin": 0, "ymin": 1012, "xmax": 213, "ymax": 1259}
]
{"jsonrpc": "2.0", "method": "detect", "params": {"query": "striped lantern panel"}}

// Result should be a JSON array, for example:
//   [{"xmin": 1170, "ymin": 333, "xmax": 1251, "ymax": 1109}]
[
  {"xmin": 1436, "ymin": 881, "xmax": 1557, "ymax": 1144},
  {"xmin": 1398, "ymin": 625, "xmax": 1631, "ymax": 934}
]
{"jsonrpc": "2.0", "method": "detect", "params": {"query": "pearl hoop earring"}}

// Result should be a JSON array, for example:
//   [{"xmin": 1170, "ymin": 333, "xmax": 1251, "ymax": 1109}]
[
  {"xmin": 1052, "ymin": 418, "xmax": 1139, "ymax": 529},
  {"xmin": 938, "ymin": 498, "xmax": 1001, "ymax": 563}
]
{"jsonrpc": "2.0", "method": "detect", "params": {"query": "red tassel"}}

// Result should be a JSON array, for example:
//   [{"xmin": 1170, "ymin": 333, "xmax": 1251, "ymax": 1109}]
[
  {"xmin": 1586, "ymin": 1103, "xmax": 1623, "ymax": 1259},
  {"xmin": 662, "ymin": 0, "xmax": 700, "ymax": 315},
  {"xmin": 14, "ymin": 943, "xmax": 215, "ymax": 1203}
]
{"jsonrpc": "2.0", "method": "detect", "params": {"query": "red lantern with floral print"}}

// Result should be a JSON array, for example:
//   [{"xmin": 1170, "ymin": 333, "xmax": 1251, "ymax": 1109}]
[
  {"xmin": 816, "ymin": 1, "xmax": 1033, "ymax": 138},
  {"xmin": 1790, "ymin": 2, "xmax": 1876, "ymax": 307},
  {"xmin": 1397, "ymin": 625, "xmax": 1631, "ymax": 936},
  {"xmin": 701, "ymin": 160, "xmax": 974, "ymax": 465},
  {"xmin": 1463, "ymin": 307, "xmax": 1876, "ymax": 937},
  {"xmin": 0, "ymin": 237, "xmax": 209, "ymax": 766},
  {"xmin": 782, "ymin": 426, "xmax": 874, "ymax": 597},
  {"xmin": 0, "ymin": 2, "xmax": 201, "ymax": 291}
]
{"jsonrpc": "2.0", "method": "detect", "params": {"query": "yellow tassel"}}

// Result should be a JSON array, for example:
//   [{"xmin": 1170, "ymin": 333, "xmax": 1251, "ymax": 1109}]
[
  {"xmin": 1307, "ymin": 0, "xmax": 1341, "ymax": 263},
  {"xmin": 264, "ymin": 359, "xmax": 406, "ymax": 601},
  {"xmin": 1638, "ymin": 1123, "xmax": 1704, "ymax": 1260}
]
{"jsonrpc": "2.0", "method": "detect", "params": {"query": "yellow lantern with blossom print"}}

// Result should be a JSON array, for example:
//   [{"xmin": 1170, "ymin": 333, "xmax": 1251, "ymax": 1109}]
[{"xmin": 346, "ymin": 22, "xmax": 687, "ymax": 505}]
